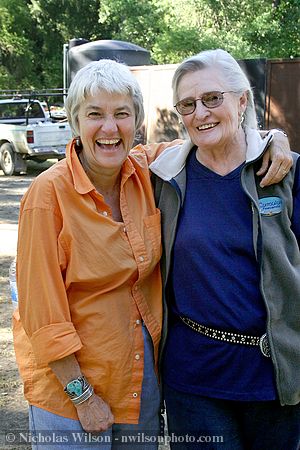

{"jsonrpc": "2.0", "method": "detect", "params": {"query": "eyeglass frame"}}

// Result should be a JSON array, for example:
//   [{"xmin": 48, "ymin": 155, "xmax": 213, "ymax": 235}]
[{"xmin": 174, "ymin": 91, "xmax": 237, "ymax": 116}]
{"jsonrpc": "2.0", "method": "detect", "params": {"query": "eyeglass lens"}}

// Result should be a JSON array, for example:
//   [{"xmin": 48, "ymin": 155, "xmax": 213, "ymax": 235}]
[{"xmin": 175, "ymin": 91, "xmax": 225, "ymax": 115}]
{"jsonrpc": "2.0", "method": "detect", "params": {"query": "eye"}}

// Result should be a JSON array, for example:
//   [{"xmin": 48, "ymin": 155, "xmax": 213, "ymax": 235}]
[
  {"xmin": 203, "ymin": 92, "xmax": 222, "ymax": 103},
  {"xmin": 88, "ymin": 111, "xmax": 102, "ymax": 118},
  {"xmin": 179, "ymin": 99, "xmax": 195, "ymax": 109},
  {"xmin": 115, "ymin": 111, "xmax": 131, "ymax": 119}
]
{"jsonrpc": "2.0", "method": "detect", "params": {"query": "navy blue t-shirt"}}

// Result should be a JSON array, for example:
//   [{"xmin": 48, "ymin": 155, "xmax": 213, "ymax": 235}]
[{"xmin": 163, "ymin": 148, "xmax": 291, "ymax": 400}]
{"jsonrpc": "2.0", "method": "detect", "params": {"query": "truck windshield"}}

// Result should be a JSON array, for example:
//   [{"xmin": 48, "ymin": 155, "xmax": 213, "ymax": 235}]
[{"xmin": 0, "ymin": 101, "xmax": 44, "ymax": 120}]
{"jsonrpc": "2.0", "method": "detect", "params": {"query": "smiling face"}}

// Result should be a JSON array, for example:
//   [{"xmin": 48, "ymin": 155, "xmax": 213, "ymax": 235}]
[
  {"xmin": 77, "ymin": 90, "xmax": 136, "ymax": 176},
  {"xmin": 177, "ymin": 67, "xmax": 247, "ymax": 152}
]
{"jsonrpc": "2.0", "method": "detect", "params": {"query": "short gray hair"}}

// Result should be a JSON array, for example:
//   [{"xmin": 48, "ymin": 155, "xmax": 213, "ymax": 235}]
[
  {"xmin": 172, "ymin": 49, "xmax": 257, "ymax": 129},
  {"xmin": 65, "ymin": 59, "xmax": 144, "ymax": 136}
]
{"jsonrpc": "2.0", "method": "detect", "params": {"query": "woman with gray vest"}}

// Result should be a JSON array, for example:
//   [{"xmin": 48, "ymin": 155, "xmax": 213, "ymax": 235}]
[{"xmin": 150, "ymin": 49, "xmax": 300, "ymax": 449}]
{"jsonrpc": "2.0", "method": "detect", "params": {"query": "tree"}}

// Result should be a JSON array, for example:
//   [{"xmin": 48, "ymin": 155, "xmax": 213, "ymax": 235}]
[
  {"xmin": 28, "ymin": 0, "xmax": 102, "ymax": 87},
  {"xmin": 150, "ymin": 0, "xmax": 300, "ymax": 62},
  {"xmin": 0, "ymin": 0, "xmax": 38, "ymax": 88},
  {"xmin": 0, "ymin": 0, "xmax": 298, "ymax": 90},
  {"xmin": 98, "ymin": 0, "xmax": 168, "ymax": 58},
  {"xmin": 251, "ymin": 0, "xmax": 300, "ymax": 58}
]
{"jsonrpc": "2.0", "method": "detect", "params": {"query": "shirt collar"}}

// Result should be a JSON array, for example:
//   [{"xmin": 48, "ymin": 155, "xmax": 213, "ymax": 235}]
[
  {"xmin": 66, "ymin": 139, "xmax": 95, "ymax": 194},
  {"xmin": 66, "ymin": 139, "xmax": 136, "ymax": 194}
]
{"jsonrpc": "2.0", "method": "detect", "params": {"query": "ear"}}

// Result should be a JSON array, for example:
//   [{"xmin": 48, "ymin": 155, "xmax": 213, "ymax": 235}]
[{"xmin": 239, "ymin": 91, "xmax": 248, "ymax": 113}]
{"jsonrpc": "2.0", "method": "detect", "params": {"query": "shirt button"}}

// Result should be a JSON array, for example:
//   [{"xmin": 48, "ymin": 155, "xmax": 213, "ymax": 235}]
[
  {"xmin": 135, "ymin": 319, "xmax": 141, "ymax": 325},
  {"xmin": 135, "ymin": 354, "xmax": 140, "ymax": 360},
  {"xmin": 123, "ymin": 227, "xmax": 127, "ymax": 233},
  {"xmin": 139, "ymin": 256, "xmax": 144, "ymax": 262},
  {"xmin": 102, "ymin": 211, "xmax": 108, "ymax": 216},
  {"xmin": 132, "ymin": 392, "xmax": 138, "ymax": 398}
]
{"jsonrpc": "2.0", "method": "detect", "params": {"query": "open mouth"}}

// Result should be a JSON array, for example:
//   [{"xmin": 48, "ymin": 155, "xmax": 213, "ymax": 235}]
[
  {"xmin": 96, "ymin": 139, "xmax": 121, "ymax": 147},
  {"xmin": 197, "ymin": 123, "xmax": 218, "ymax": 131}
]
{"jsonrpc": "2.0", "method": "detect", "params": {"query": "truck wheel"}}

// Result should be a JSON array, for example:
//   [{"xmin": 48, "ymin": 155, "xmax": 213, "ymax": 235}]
[{"xmin": 0, "ymin": 143, "xmax": 17, "ymax": 176}]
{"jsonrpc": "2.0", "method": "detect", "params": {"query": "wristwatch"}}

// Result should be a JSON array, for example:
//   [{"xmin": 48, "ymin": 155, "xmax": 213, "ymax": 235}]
[{"xmin": 64, "ymin": 375, "xmax": 94, "ymax": 405}]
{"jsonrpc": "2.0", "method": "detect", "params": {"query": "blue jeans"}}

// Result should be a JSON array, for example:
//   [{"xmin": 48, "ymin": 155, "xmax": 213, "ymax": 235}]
[
  {"xmin": 29, "ymin": 325, "xmax": 160, "ymax": 449},
  {"xmin": 164, "ymin": 383, "xmax": 300, "ymax": 449}
]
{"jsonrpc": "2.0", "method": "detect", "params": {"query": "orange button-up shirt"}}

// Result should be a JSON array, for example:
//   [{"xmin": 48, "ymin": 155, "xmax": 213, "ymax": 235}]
[{"xmin": 13, "ymin": 139, "xmax": 177, "ymax": 423}]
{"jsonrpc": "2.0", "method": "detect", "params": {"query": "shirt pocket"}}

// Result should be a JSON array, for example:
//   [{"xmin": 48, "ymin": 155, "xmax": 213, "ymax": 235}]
[{"xmin": 143, "ymin": 208, "xmax": 162, "ymax": 263}]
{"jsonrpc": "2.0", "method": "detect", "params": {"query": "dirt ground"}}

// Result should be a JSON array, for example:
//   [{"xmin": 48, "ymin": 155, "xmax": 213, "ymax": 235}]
[{"xmin": 0, "ymin": 161, "xmax": 170, "ymax": 450}]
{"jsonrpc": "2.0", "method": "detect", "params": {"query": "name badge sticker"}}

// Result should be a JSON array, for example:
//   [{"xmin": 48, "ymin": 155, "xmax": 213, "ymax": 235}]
[{"xmin": 259, "ymin": 196, "xmax": 283, "ymax": 216}]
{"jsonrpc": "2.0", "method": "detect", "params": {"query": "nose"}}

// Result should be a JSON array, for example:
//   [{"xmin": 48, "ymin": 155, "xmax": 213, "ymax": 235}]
[
  {"xmin": 101, "ymin": 115, "xmax": 118, "ymax": 133},
  {"xmin": 194, "ymin": 101, "xmax": 210, "ymax": 119}
]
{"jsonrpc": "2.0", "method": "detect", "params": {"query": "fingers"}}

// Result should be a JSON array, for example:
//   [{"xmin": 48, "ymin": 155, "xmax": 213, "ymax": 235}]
[
  {"xmin": 90, "ymin": 403, "xmax": 114, "ymax": 432},
  {"xmin": 94, "ymin": 411, "xmax": 114, "ymax": 432},
  {"xmin": 256, "ymin": 151, "xmax": 270, "ymax": 177},
  {"xmin": 76, "ymin": 393, "xmax": 115, "ymax": 432},
  {"xmin": 259, "ymin": 164, "xmax": 290, "ymax": 187},
  {"xmin": 257, "ymin": 149, "xmax": 293, "ymax": 187}
]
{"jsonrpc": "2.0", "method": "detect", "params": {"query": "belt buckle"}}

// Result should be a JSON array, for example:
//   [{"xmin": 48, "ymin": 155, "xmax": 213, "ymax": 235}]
[{"xmin": 259, "ymin": 333, "xmax": 271, "ymax": 358}]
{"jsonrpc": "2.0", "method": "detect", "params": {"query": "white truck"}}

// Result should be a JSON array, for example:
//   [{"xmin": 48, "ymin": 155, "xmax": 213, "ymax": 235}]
[{"xmin": 0, "ymin": 94, "xmax": 72, "ymax": 176}]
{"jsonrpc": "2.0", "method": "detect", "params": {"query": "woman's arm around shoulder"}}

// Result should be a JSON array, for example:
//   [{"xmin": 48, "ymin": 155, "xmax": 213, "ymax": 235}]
[
  {"xmin": 258, "ymin": 129, "xmax": 293, "ymax": 187},
  {"xmin": 131, "ymin": 139, "xmax": 183, "ymax": 166}
]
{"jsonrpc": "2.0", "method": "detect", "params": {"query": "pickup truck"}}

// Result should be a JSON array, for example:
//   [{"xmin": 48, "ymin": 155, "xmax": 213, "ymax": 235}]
[{"xmin": 0, "ymin": 96, "xmax": 72, "ymax": 175}]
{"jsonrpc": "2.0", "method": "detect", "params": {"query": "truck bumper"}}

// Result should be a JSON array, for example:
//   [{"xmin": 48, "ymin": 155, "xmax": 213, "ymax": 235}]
[{"xmin": 28, "ymin": 146, "xmax": 66, "ymax": 157}]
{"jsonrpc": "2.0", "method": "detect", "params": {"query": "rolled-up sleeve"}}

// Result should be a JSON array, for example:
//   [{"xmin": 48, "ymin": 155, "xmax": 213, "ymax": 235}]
[
  {"xmin": 30, "ymin": 322, "xmax": 82, "ymax": 366},
  {"xmin": 17, "ymin": 187, "xmax": 82, "ymax": 368}
]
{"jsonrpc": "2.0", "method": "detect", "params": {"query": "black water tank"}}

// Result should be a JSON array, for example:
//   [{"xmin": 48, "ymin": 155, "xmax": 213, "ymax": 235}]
[
  {"xmin": 66, "ymin": 39, "xmax": 151, "ymax": 87},
  {"xmin": 68, "ymin": 38, "xmax": 89, "ymax": 49}
]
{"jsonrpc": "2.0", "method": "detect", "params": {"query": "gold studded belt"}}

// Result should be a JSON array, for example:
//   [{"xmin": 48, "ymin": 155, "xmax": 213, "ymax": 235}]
[{"xmin": 180, "ymin": 316, "xmax": 271, "ymax": 358}]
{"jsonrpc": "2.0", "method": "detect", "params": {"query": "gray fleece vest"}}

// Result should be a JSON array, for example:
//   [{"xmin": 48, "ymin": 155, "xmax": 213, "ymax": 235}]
[{"xmin": 153, "ymin": 151, "xmax": 300, "ymax": 406}]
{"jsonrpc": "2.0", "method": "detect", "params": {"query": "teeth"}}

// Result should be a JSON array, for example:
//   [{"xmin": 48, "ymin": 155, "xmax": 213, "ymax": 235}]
[
  {"xmin": 96, "ymin": 139, "xmax": 120, "ymax": 144},
  {"xmin": 197, "ymin": 123, "xmax": 217, "ymax": 130}
]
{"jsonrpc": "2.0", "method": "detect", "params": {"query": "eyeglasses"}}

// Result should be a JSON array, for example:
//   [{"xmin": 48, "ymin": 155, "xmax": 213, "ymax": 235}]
[{"xmin": 174, "ymin": 91, "xmax": 235, "ymax": 115}]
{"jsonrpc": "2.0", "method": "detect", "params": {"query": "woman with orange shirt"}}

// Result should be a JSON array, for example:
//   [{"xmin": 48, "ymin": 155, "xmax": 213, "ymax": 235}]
[{"xmin": 14, "ymin": 59, "xmax": 169, "ymax": 449}]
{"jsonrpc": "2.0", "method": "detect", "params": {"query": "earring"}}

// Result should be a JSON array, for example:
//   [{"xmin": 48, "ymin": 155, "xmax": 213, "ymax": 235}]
[
  {"xmin": 75, "ymin": 136, "xmax": 83, "ymax": 152},
  {"xmin": 239, "ymin": 112, "xmax": 245, "ymax": 127}
]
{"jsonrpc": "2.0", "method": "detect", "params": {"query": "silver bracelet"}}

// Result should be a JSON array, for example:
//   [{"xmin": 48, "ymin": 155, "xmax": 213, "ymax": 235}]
[
  {"xmin": 64, "ymin": 375, "xmax": 94, "ymax": 405},
  {"xmin": 72, "ymin": 385, "xmax": 94, "ymax": 405}
]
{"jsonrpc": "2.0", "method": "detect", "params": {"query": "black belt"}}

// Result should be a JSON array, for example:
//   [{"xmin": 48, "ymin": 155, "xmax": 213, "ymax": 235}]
[{"xmin": 180, "ymin": 316, "xmax": 271, "ymax": 358}]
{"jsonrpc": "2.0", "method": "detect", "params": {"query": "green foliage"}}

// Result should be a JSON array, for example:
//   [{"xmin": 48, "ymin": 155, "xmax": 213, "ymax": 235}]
[
  {"xmin": 28, "ymin": 0, "xmax": 103, "ymax": 87},
  {"xmin": 99, "ymin": 0, "xmax": 168, "ymax": 51},
  {"xmin": 151, "ymin": 0, "xmax": 300, "ymax": 62},
  {"xmin": 0, "ymin": 0, "xmax": 298, "ymax": 89},
  {"xmin": 0, "ymin": 1, "xmax": 37, "ymax": 88}
]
